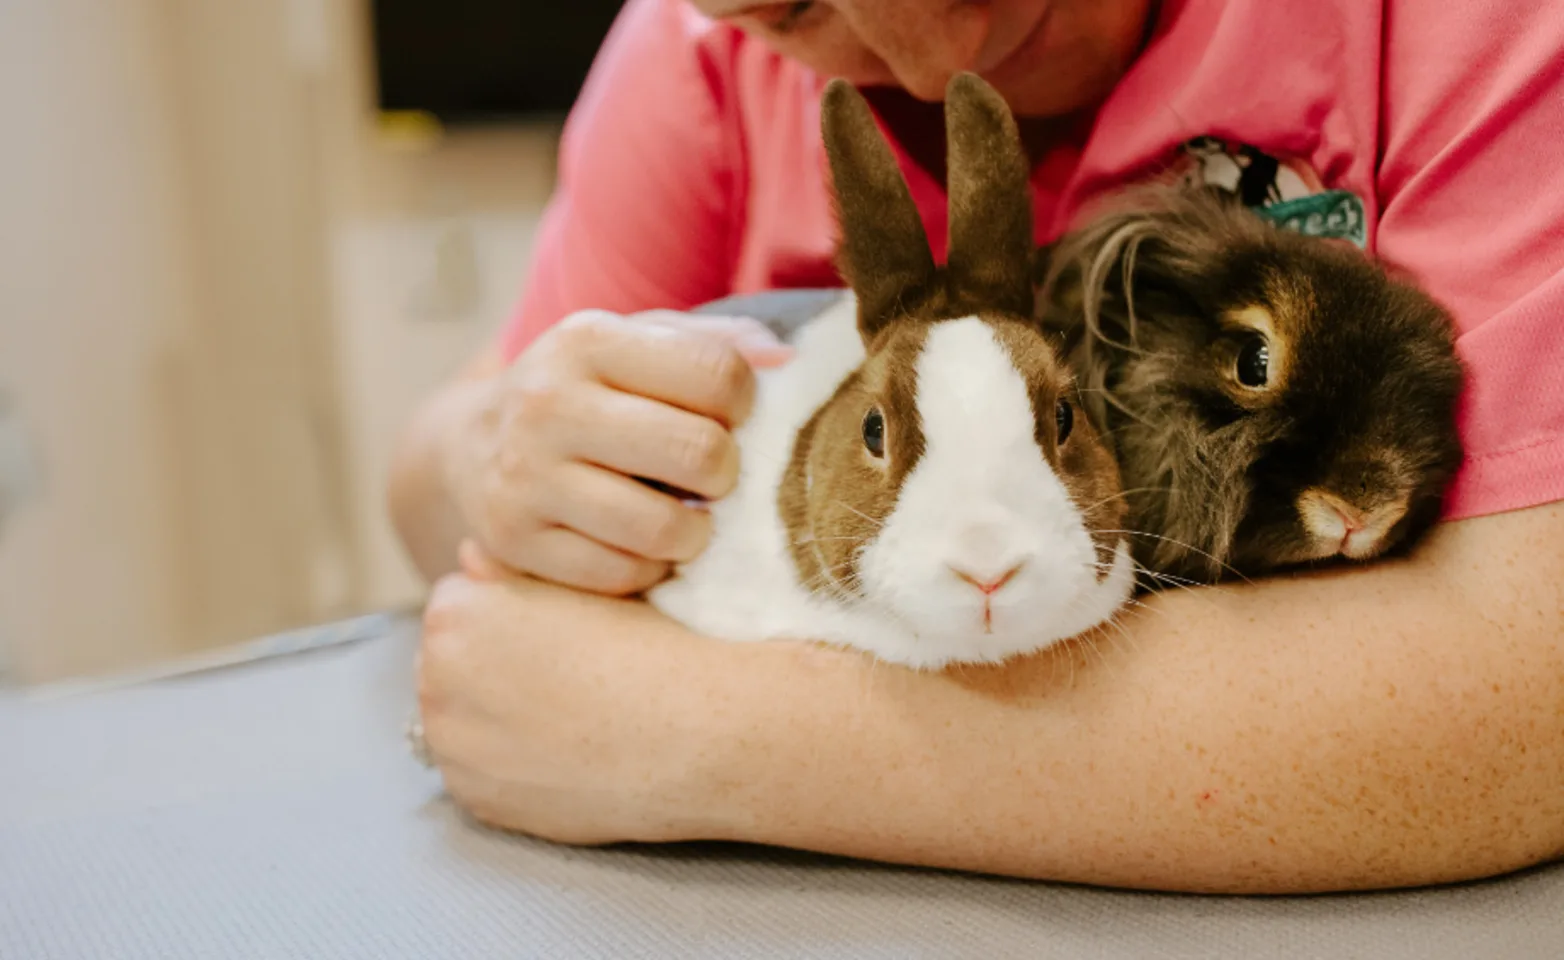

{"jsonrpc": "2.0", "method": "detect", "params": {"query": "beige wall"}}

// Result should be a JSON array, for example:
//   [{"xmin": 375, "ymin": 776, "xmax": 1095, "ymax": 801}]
[
  {"xmin": 1, "ymin": 0, "xmax": 196, "ymax": 681},
  {"xmin": 0, "ymin": 0, "xmax": 559, "ymax": 683},
  {"xmin": 313, "ymin": 0, "xmax": 560, "ymax": 612}
]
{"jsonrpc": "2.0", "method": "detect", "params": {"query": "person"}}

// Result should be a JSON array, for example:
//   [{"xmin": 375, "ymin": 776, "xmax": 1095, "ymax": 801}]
[{"xmin": 388, "ymin": 0, "xmax": 1564, "ymax": 894}]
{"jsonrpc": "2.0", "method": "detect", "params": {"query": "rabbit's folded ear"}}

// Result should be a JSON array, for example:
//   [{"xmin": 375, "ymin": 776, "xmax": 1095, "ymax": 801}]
[
  {"xmin": 821, "ymin": 78, "xmax": 937, "ymax": 342},
  {"xmin": 944, "ymin": 72, "xmax": 1034, "ymax": 317}
]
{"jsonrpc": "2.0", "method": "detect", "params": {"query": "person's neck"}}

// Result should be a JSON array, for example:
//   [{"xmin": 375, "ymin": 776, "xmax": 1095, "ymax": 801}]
[{"xmin": 860, "ymin": 86, "xmax": 1091, "ymax": 187}]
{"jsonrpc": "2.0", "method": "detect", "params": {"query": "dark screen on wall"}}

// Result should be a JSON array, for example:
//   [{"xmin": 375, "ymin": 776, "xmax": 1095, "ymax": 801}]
[{"xmin": 369, "ymin": 1, "xmax": 629, "ymax": 122}]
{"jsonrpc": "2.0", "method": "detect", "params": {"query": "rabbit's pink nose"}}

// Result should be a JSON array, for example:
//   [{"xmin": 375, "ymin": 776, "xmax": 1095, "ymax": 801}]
[
  {"xmin": 1331, "ymin": 504, "xmax": 1366, "ymax": 539},
  {"xmin": 950, "ymin": 563, "xmax": 1024, "ymax": 596}
]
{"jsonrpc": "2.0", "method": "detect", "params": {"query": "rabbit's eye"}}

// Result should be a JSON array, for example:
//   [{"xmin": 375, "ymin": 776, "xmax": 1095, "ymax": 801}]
[
  {"xmin": 862, "ymin": 408, "xmax": 886, "ymax": 458},
  {"xmin": 1236, "ymin": 337, "xmax": 1270, "ymax": 388},
  {"xmin": 1055, "ymin": 399, "xmax": 1074, "ymax": 444}
]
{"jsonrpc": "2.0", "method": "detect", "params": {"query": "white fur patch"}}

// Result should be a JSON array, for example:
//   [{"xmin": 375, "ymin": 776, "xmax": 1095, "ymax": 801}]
[
  {"xmin": 855, "ymin": 318, "xmax": 1132, "ymax": 665},
  {"xmin": 646, "ymin": 296, "xmax": 866, "ymax": 645}
]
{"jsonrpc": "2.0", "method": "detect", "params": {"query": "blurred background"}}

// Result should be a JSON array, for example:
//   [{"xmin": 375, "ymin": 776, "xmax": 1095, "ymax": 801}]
[{"xmin": 0, "ymin": 0, "xmax": 626, "ymax": 684}]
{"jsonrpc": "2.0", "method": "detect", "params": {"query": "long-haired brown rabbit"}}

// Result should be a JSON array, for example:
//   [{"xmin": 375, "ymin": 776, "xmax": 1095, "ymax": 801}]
[
  {"xmin": 1036, "ymin": 186, "xmax": 1466, "ymax": 584},
  {"xmin": 646, "ymin": 73, "xmax": 1134, "ymax": 669}
]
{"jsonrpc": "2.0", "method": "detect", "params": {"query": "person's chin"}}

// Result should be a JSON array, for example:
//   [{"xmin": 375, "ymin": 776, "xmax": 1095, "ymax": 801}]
[{"xmin": 976, "ymin": 6, "xmax": 1056, "ymax": 110}]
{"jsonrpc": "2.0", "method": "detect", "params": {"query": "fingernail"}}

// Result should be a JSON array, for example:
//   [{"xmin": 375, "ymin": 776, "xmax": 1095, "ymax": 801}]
[
  {"xmin": 736, "ymin": 322, "xmax": 781, "ymax": 342},
  {"xmin": 738, "ymin": 339, "xmax": 795, "ymax": 368}
]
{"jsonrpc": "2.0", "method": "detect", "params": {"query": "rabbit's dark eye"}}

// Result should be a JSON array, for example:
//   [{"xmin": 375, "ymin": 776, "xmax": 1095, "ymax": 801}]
[
  {"xmin": 1237, "ymin": 337, "xmax": 1270, "ymax": 388},
  {"xmin": 862, "ymin": 408, "xmax": 885, "ymax": 458},
  {"xmin": 1055, "ymin": 399, "xmax": 1074, "ymax": 444}
]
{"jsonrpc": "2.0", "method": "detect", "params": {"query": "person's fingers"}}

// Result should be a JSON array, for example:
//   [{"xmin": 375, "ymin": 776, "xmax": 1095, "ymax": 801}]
[
  {"xmin": 520, "ymin": 526, "xmax": 669, "ymax": 596},
  {"xmin": 541, "ymin": 462, "xmax": 713, "ymax": 563},
  {"xmin": 563, "ymin": 313, "xmax": 773, "ymax": 427},
  {"xmin": 549, "ymin": 383, "xmax": 742, "ymax": 501},
  {"xmin": 459, "ymin": 309, "xmax": 786, "ymax": 591},
  {"xmin": 634, "ymin": 311, "xmax": 795, "ymax": 369},
  {"xmin": 457, "ymin": 538, "xmax": 513, "ymax": 582}
]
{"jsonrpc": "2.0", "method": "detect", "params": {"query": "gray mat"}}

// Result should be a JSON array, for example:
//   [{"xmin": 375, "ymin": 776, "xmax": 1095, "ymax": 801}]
[{"xmin": 3, "ymin": 616, "xmax": 1563, "ymax": 959}]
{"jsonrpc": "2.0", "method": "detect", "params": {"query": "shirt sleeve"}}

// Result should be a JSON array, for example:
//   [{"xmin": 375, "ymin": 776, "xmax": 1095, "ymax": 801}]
[
  {"xmin": 497, "ymin": 0, "xmax": 742, "ymax": 362},
  {"xmin": 1376, "ymin": 0, "xmax": 1564, "ymax": 519}
]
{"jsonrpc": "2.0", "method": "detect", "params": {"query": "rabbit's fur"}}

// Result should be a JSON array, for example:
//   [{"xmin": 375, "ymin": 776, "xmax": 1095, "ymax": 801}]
[
  {"xmin": 1037, "ymin": 186, "xmax": 1465, "ymax": 583},
  {"xmin": 648, "ymin": 74, "xmax": 1134, "ymax": 668}
]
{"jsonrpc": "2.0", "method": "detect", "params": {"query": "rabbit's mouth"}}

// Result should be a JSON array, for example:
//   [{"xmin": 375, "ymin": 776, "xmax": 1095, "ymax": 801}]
[
  {"xmin": 876, "ymin": 537, "xmax": 1134, "ymax": 646},
  {"xmin": 949, "ymin": 562, "xmax": 1025, "ymax": 635},
  {"xmin": 1295, "ymin": 487, "xmax": 1410, "ymax": 562}
]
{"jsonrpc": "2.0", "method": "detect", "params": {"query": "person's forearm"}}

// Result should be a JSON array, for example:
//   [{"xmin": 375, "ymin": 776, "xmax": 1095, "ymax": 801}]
[
  {"xmin": 703, "ymin": 505, "xmax": 1564, "ymax": 893},
  {"xmin": 388, "ymin": 357, "xmax": 501, "ymax": 582}
]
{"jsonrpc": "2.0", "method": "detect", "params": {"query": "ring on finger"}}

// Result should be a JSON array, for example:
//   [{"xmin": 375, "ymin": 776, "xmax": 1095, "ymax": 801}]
[{"xmin": 405, "ymin": 711, "xmax": 435, "ymax": 768}]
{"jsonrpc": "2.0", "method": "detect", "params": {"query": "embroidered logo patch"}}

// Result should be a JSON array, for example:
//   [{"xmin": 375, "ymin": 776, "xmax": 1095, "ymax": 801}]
[
  {"xmin": 1174, "ymin": 136, "xmax": 1367, "ymax": 248},
  {"xmin": 1253, "ymin": 189, "xmax": 1366, "ymax": 247}
]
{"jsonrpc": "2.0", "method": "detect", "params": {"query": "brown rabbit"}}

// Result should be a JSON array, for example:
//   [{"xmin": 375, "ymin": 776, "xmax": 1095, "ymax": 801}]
[
  {"xmin": 1035, "ymin": 185, "xmax": 1466, "ymax": 584},
  {"xmin": 647, "ymin": 73, "xmax": 1133, "ymax": 668}
]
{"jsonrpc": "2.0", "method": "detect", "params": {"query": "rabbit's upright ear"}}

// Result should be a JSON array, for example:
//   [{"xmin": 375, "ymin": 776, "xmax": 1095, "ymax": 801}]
[
  {"xmin": 944, "ymin": 72, "xmax": 1034, "ymax": 317},
  {"xmin": 821, "ymin": 78, "xmax": 937, "ymax": 342}
]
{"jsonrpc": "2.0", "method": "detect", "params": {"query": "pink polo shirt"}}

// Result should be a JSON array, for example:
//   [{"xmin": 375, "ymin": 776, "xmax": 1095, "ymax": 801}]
[{"xmin": 501, "ymin": 0, "xmax": 1564, "ymax": 521}]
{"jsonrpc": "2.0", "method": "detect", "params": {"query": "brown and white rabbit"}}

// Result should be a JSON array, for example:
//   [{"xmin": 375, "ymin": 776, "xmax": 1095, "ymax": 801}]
[
  {"xmin": 1035, "ymin": 186, "xmax": 1466, "ymax": 584},
  {"xmin": 646, "ymin": 73, "xmax": 1134, "ymax": 669}
]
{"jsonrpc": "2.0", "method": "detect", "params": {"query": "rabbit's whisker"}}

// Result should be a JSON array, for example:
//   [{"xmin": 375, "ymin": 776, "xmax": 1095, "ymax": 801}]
[
  {"xmin": 1077, "ymin": 630, "xmax": 1111, "ymax": 676},
  {"xmin": 835, "ymin": 501, "xmax": 886, "ymax": 529},
  {"xmin": 1127, "ymin": 560, "xmax": 1235, "ymax": 609},
  {"xmin": 789, "ymin": 535, "xmax": 871, "ymax": 548},
  {"xmin": 1097, "ymin": 612, "xmax": 1140, "ymax": 666},
  {"xmin": 1097, "ymin": 529, "xmax": 1252, "ymax": 585},
  {"xmin": 1076, "ymin": 484, "xmax": 1175, "ymax": 516}
]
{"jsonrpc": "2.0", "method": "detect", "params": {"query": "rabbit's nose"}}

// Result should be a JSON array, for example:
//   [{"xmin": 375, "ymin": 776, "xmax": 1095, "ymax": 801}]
[
  {"xmin": 1300, "ymin": 489, "xmax": 1366, "ymax": 541},
  {"xmin": 949, "ymin": 562, "xmax": 1025, "ymax": 596},
  {"xmin": 1328, "ymin": 503, "xmax": 1367, "ymax": 545}
]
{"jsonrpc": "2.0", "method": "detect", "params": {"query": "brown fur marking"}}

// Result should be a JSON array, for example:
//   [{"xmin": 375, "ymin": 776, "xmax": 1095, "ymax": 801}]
[
  {"xmin": 778, "ymin": 327, "xmax": 930, "ymax": 598},
  {"xmin": 987, "ymin": 316, "xmax": 1128, "ymax": 577}
]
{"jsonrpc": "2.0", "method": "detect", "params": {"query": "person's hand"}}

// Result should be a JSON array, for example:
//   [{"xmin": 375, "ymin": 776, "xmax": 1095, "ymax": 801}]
[
  {"xmin": 415, "ymin": 562, "xmax": 771, "ymax": 845},
  {"xmin": 442, "ymin": 308, "xmax": 792, "ymax": 596}
]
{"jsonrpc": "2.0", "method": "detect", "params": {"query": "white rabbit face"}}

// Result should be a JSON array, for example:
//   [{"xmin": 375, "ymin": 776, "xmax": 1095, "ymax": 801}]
[
  {"xmin": 857, "ymin": 318, "xmax": 1133, "ymax": 664},
  {"xmin": 779, "ymin": 315, "xmax": 1135, "ymax": 668}
]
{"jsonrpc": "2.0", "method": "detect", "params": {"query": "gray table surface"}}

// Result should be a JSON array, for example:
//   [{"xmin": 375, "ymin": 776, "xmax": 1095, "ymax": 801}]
[{"xmin": 2, "ymin": 612, "xmax": 1562, "ymax": 959}]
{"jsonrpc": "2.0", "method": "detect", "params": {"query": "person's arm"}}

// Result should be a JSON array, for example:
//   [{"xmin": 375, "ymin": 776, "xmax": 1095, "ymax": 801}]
[
  {"xmin": 496, "ymin": 0, "xmax": 741, "ymax": 362},
  {"xmin": 712, "ymin": 504, "xmax": 1564, "ymax": 893},
  {"xmin": 418, "ymin": 501, "xmax": 1564, "ymax": 894},
  {"xmin": 388, "ymin": 0, "xmax": 748, "ymax": 583},
  {"xmin": 387, "ymin": 346, "xmax": 504, "ymax": 582}
]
